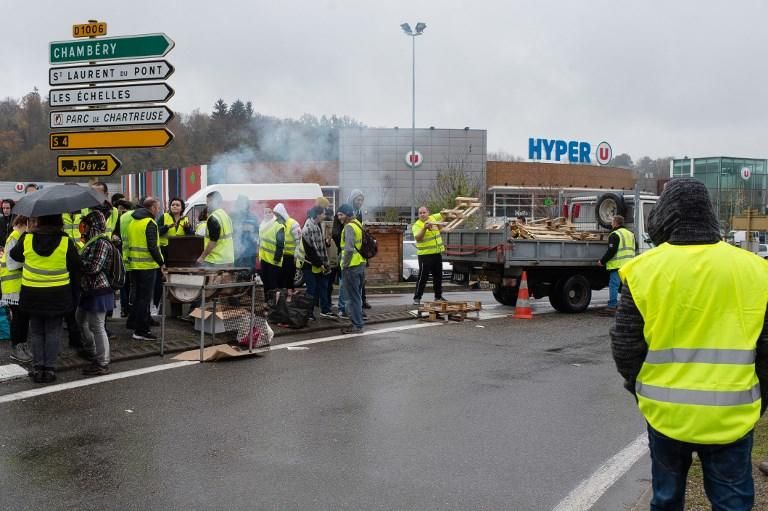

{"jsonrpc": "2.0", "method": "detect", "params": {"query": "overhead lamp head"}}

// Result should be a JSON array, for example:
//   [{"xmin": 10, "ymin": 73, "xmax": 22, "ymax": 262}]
[
  {"xmin": 415, "ymin": 22, "xmax": 427, "ymax": 34},
  {"xmin": 400, "ymin": 23, "xmax": 412, "ymax": 34}
]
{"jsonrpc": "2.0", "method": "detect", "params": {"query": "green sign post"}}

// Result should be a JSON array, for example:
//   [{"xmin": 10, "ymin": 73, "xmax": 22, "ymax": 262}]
[{"xmin": 50, "ymin": 33, "xmax": 174, "ymax": 64}]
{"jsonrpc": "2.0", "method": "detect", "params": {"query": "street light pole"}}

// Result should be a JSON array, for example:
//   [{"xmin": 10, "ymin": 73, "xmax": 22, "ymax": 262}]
[{"xmin": 401, "ymin": 22, "xmax": 426, "ymax": 224}]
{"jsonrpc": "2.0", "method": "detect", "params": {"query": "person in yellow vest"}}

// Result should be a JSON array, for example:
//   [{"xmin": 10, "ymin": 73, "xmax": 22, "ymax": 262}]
[
  {"xmin": 10, "ymin": 214, "xmax": 81, "ymax": 384},
  {"xmin": 597, "ymin": 214, "xmax": 635, "ymax": 315},
  {"xmin": 125, "ymin": 197, "xmax": 165, "ymax": 341},
  {"xmin": 611, "ymin": 178, "xmax": 768, "ymax": 509},
  {"xmin": 273, "ymin": 203, "xmax": 301, "ymax": 291},
  {"xmin": 62, "ymin": 211, "xmax": 83, "ymax": 250},
  {"xmin": 196, "ymin": 191, "xmax": 235, "ymax": 267},
  {"xmin": 337, "ymin": 203, "xmax": 366, "ymax": 334},
  {"xmin": 2, "ymin": 215, "xmax": 31, "ymax": 365},
  {"xmin": 155, "ymin": 197, "xmax": 192, "ymax": 309},
  {"xmin": 259, "ymin": 205, "xmax": 285, "ymax": 295},
  {"xmin": 412, "ymin": 206, "xmax": 446, "ymax": 306},
  {"xmin": 115, "ymin": 199, "xmax": 135, "ymax": 318}
]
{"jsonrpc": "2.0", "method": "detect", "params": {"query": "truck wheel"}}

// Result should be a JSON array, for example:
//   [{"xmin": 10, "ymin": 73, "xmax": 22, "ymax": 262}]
[
  {"xmin": 558, "ymin": 275, "xmax": 591, "ymax": 313},
  {"xmin": 595, "ymin": 193, "xmax": 626, "ymax": 229},
  {"xmin": 548, "ymin": 280, "xmax": 567, "ymax": 312},
  {"xmin": 492, "ymin": 286, "xmax": 519, "ymax": 307}
]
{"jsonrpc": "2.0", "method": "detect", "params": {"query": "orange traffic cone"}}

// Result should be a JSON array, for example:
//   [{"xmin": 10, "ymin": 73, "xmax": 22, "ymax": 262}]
[{"xmin": 511, "ymin": 271, "xmax": 533, "ymax": 319}]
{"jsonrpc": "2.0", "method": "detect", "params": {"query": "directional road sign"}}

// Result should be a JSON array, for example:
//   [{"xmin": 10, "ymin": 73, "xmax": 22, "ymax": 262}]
[
  {"xmin": 50, "ymin": 33, "xmax": 174, "ymax": 64},
  {"xmin": 50, "ymin": 128, "xmax": 174, "ymax": 150},
  {"xmin": 57, "ymin": 154, "xmax": 121, "ymax": 177},
  {"xmin": 49, "ymin": 60, "xmax": 174, "ymax": 86},
  {"xmin": 49, "ymin": 83, "xmax": 174, "ymax": 108},
  {"xmin": 50, "ymin": 106, "xmax": 174, "ymax": 129}
]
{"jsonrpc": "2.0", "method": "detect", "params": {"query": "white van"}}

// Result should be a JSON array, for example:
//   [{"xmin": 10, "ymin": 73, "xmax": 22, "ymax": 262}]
[{"xmin": 184, "ymin": 183, "xmax": 324, "ymax": 228}]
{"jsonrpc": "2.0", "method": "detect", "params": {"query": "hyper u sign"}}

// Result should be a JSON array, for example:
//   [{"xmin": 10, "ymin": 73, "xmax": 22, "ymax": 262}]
[{"xmin": 528, "ymin": 138, "xmax": 612, "ymax": 166}]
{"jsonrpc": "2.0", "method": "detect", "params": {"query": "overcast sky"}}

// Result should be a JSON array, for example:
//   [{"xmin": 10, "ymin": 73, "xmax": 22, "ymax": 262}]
[{"xmin": 3, "ymin": 0, "xmax": 768, "ymax": 161}]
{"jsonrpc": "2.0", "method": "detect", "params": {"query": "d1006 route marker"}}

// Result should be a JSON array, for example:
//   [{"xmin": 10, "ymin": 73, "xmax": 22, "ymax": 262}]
[
  {"xmin": 50, "ymin": 128, "xmax": 174, "ymax": 150},
  {"xmin": 57, "ymin": 154, "xmax": 121, "ymax": 177},
  {"xmin": 49, "ymin": 60, "xmax": 174, "ymax": 86},
  {"xmin": 50, "ymin": 106, "xmax": 174, "ymax": 129},
  {"xmin": 50, "ymin": 33, "xmax": 174, "ymax": 64},
  {"xmin": 49, "ymin": 82, "xmax": 174, "ymax": 108},
  {"xmin": 72, "ymin": 21, "xmax": 107, "ymax": 38}
]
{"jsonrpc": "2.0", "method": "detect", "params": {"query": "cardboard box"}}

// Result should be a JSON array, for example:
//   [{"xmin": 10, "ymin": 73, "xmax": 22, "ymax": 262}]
[{"xmin": 189, "ymin": 305, "xmax": 250, "ymax": 334}]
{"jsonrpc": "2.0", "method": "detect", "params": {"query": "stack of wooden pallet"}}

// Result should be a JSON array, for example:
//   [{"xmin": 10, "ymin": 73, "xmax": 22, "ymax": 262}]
[
  {"xmin": 417, "ymin": 301, "xmax": 482, "ymax": 322},
  {"xmin": 509, "ymin": 217, "xmax": 607, "ymax": 241},
  {"xmin": 439, "ymin": 197, "xmax": 482, "ymax": 231}
]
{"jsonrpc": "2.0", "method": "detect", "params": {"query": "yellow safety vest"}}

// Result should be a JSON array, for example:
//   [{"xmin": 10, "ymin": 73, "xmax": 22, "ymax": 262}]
[
  {"xmin": 126, "ymin": 217, "xmax": 160, "ymax": 271},
  {"xmin": 284, "ymin": 217, "xmax": 299, "ymax": 256},
  {"xmin": 606, "ymin": 227, "xmax": 636, "ymax": 270},
  {"xmin": 620, "ymin": 242, "xmax": 768, "ymax": 444},
  {"xmin": 167, "ymin": 215, "xmax": 190, "ymax": 238},
  {"xmin": 412, "ymin": 213, "xmax": 445, "ymax": 256},
  {"xmin": 62, "ymin": 212, "xmax": 83, "ymax": 250},
  {"xmin": 119, "ymin": 212, "xmax": 133, "ymax": 263},
  {"xmin": 259, "ymin": 221, "xmax": 284, "ymax": 267},
  {"xmin": 21, "ymin": 234, "xmax": 70, "ymax": 288},
  {"xmin": 204, "ymin": 209, "xmax": 235, "ymax": 265},
  {"xmin": 0, "ymin": 230, "xmax": 22, "ymax": 295},
  {"xmin": 341, "ymin": 219, "xmax": 366, "ymax": 268},
  {"xmin": 159, "ymin": 212, "xmax": 173, "ymax": 247}
]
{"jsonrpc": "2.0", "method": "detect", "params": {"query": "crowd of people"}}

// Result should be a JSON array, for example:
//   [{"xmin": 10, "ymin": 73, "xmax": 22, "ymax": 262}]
[{"xmin": 1, "ymin": 183, "xmax": 454, "ymax": 382}]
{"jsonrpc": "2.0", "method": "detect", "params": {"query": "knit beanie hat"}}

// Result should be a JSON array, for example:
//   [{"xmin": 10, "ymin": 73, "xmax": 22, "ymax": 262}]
[
  {"xmin": 647, "ymin": 178, "xmax": 721, "ymax": 246},
  {"xmin": 337, "ymin": 203, "xmax": 354, "ymax": 217}
]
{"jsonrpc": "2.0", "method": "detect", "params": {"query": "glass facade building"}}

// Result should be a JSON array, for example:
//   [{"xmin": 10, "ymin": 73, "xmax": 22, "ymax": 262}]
[{"xmin": 670, "ymin": 157, "xmax": 767, "ymax": 229}]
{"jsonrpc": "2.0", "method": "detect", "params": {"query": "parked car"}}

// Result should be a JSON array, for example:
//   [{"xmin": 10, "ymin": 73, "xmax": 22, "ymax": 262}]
[
  {"xmin": 757, "ymin": 244, "xmax": 768, "ymax": 259},
  {"xmin": 402, "ymin": 241, "xmax": 453, "ymax": 281}
]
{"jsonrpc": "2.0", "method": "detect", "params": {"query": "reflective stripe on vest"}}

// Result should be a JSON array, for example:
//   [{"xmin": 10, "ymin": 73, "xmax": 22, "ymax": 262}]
[
  {"xmin": 620, "ymin": 241, "xmax": 768, "ymax": 444},
  {"xmin": 259, "ymin": 221, "xmax": 284, "ymax": 267},
  {"xmin": 126, "ymin": 217, "xmax": 160, "ymax": 270},
  {"xmin": 0, "ymin": 230, "xmax": 22, "ymax": 295},
  {"xmin": 21, "ymin": 234, "xmax": 70, "ymax": 288},
  {"xmin": 342, "ymin": 220, "xmax": 366, "ymax": 267},
  {"xmin": 283, "ymin": 217, "xmax": 299, "ymax": 255},
  {"xmin": 204, "ymin": 209, "xmax": 235, "ymax": 265},
  {"xmin": 412, "ymin": 213, "xmax": 445, "ymax": 255},
  {"xmin": 606, "ymin": 227, "xmax": 635, "ymax": 270}
]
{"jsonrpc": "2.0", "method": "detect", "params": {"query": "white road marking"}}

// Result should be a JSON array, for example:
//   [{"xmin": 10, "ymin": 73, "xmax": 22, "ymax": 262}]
[
  {"xmin": 0, "ymin": 322, "xmax": 444, "ymax": 404},
  {"xmin": 0, "ymin": 361, "xmax": 197, "ymax": 404},
  {"xmin": 551, "ymin": 433, "xmax": 648, "ymax": 511}
]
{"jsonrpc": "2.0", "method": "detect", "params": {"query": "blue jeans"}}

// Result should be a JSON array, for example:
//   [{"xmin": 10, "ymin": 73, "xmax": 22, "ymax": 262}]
[
  {"xmin": 341, "ymin": 264, "xmax": 365, "ymax": 329},
  {"xmin": 303, "ymin": 267, "xmax": 331, "ymax": 315},
  {"xmin": 608, "ymin": 270, "xmax": 621, "ymax": 308},
  {"xmin": 337, "ymin": 273, "xmax": 345, "ymax": 313},
  {"xmin": 647, "ymin": 425, "xmax": 754, "ymax": 511}
]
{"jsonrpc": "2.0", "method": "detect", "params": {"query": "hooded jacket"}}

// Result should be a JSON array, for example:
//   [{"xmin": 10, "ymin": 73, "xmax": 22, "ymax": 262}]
[
  {"xmin": 332, "ymin": 190, "xmax": 364, "ymax": 249},
  {"xmin": 10, "ymin": 226, "xmax": 81, "ymax": 316},
  {"xmin": 610, "ymin": 178, "xmax": 768, "ymax": 413},
  {"xmin": 131, "ymin": 207, "xmax": 164, "ymax": 267}
]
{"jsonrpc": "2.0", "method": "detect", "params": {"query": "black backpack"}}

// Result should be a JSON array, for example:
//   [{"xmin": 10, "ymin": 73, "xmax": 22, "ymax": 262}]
[
  {"xmin": 106, "ymin": 239, "xmax": 126, "ymax": 290},
  {"xmin": 353, "ymin": 220, "xmax": 378, "ymax": 259}
]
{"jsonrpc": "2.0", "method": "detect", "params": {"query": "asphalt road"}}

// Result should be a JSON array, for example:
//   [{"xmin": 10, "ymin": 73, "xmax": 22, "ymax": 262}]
[{"xmin": 0, "ymin": 305, "xmax": 645, "ymax": 511}]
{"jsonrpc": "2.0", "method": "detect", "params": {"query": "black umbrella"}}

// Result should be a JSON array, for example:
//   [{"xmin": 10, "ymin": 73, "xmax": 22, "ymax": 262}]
[{"xmin": 12, "ymin": 183, "xmax": 106, "ymax": 217}]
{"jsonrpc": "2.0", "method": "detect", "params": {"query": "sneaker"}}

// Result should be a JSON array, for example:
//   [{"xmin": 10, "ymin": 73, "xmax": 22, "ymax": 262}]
[
  {"xmin": 413, "ymin": 299, "xmax": 421, "ymax": 306},
  {"xmin": 338, "ymin": 311, "xmax": 348, "ymax": 319},
  {"xmin": 341, "ymin": 327, "xmax": 363, "ymax": 335},
  {"xmin": 132, "ymin": 331, "xmax": 158, "ymax": 341},
  {"xmin": 83, "ymin": 364, "xmax": 110, "ymax": 376},
  {"xmin": 319, "ymin": 312, "xmax": 337, "ymax": 320},
  {"xmin": 308, "ymin": 316, "xmax": 317, "ymax": 321},
  {"xmin": 434, "ymin": 297, "xmax": 448, "ymax": 302},
  {"xmin": 41, "ymin": 370, "xmax": 56, "ymax": 384},
  {"xmin": 9, "ymin": 344, "xmax": 32, "ymax": 364},
  {"xmin": 363, "ymin": 302, "xmax": 372, "ymax": 310}
]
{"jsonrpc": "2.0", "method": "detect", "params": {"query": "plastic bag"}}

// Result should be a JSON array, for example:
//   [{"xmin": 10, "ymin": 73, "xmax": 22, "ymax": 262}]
[{"xmin": 267, "ymin": 289, "xmax": 314, "ymax": 329}]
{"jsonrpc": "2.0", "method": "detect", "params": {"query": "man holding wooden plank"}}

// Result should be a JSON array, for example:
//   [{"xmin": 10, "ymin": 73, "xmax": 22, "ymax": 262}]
[{"xmin": 412, "ymin": 206, "xmax": 446, "ymax": 306}]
